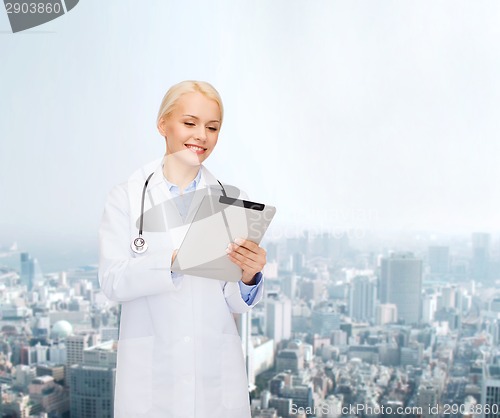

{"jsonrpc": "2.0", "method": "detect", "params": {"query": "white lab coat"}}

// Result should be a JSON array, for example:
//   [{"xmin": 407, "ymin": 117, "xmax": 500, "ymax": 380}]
[{"xmin": 98, "ymin": 157, "xmax": 263, "ymax": 418}]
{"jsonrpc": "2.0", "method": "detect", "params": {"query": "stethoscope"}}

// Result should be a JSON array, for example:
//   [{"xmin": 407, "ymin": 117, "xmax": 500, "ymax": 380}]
[{"xmin": 131, "ymin": 171, "xmax": 228, "ymax": 254}]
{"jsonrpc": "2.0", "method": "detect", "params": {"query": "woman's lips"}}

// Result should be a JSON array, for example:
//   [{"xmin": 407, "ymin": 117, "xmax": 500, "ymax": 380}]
[{"xmin": 185, "ymin": 144, "xmax": 207, "ymax": 154}]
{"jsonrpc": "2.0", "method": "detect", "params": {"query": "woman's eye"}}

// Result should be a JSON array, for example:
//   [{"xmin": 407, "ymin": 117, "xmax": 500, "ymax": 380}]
[
  {"xmin": 208, "ymin": 127, "xmax": 218, "ymax": 132},
  {"xmin": 184, "ymin": 122, "xmax": 195, "ymax": 126}
]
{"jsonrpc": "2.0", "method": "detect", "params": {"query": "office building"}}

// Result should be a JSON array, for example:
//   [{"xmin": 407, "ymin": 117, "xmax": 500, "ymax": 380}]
[
  {"xmin": 69, "ymin": 341, "xmax": 117, "ymax": 418},
  {"xmin": 428, "ymin": 246, "xmax": 450, "ymax": 275},
  {"xmin": 36, "ymin": 364, "xmax": 65, "ymax": 383},
  {"xmin": 438, "ymin": 285, "xmax": 458, "ymax": 310},
  {"xmin": 266, "ymin": 296, "xmax": 292, "ymax": 345},
  {"xmin": 472, "ymin": 233, "xmax": 490, "ymax": 282},
  {"xmin": 481, "ymin": 364, "xmax": 500, "ymax": 418},
  {"xmin": 349, "ymin": 275, "xmax": 377, "ymax": 322},
  {"xmin": 422, "ymin": 294, "xmax": 437, "ymax": 324},
  {"xmin": 66, "ymin": 333, "xmax": 100, "ymax": 369},
  {"xmin": 281, "ymin": 273, "xmax": 298, "ymax": 300},
  {"xmin": 418, "ymin": 384, "xmax": 439, "ymax": 418},
  {"xmin": 380, "ymin": 252, "xmax": 422, "ymax": 324},
  {"xmin": 20, "ymin": 252, "xmax": 42, "ymax": 291},
  {"xmin": 28, "ymin": 376, "xmax": 69, "ymax": 416}
]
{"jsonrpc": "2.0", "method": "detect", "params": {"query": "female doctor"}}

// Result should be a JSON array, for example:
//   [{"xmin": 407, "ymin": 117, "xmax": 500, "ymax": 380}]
[{"xmin": 98, "ymin": 80, "xmax": 267, "ymax": 418}]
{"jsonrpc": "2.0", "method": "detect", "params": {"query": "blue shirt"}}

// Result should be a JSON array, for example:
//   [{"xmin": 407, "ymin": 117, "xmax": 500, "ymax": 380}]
[{"xmin": 164, "ymin": 167, "xmax": 262, "ymax": 305}]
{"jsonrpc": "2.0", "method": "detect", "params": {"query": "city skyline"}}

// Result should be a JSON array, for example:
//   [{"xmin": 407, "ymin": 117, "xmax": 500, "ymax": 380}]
[{"xmin": 2, "ymin": 229, "xmax": 500, "ymax": 417}]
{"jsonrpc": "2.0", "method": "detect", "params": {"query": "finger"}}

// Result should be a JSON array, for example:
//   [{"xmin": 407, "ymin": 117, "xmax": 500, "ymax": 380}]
[
  {"xmin": 227, "ymin": 250, "xmax": 261, "ymax": 272},
  {"xmin": 234, "ymin": 238, "xmax": 259, "ymax": 251},
  {"xmin": 227, "ymin": 254, "xmax": 258, "ymax": 275},
  {"xmin": 228, "ymin": 243, "xmax": 261, "ymax": 263}
]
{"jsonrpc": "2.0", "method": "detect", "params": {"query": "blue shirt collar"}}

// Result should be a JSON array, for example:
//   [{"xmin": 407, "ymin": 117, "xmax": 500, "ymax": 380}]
[{"xmin": 163, "ymin": 165, "xmax": 202, "ymax": 192}]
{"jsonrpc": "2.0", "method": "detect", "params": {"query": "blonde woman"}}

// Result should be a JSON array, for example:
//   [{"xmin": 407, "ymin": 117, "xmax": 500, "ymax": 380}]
[{"xmin": 99, "ymin": 80, "xmax": 266, "ymax": 418}]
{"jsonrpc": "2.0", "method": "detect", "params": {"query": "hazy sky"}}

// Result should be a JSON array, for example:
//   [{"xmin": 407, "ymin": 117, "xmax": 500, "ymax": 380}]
[{"xmin": 1, "ymin": 1, "xmax": 500, "ymax": 267}]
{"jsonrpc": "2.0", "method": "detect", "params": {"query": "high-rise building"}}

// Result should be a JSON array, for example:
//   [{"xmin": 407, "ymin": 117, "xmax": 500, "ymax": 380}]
[
  {"xmin": 292, "ymin": 252, "xmax": 305, "ymax": 274},
  {"xmin": 421, "ymin": 294, "xmax": 437, "ymax": 324},
  {"xmin": 438, "ymin": 285, "xmax": 458, "ymax": 310},
  {"xmin": 472, "ymin": 233, "xmax": 491, "ymax": 282},
  {"xmin": 428, "ymin": 246, "xmax": 450, "ymax": 276},
  {"xmin": 349, "ymin": 275, "xmax": 377, "ymax": 322},
  {"xmin": 481, "ymin": 364, "xmax": 500, "ymax": 418},
  {"xmin": 20, "ymin": 252, "xmax": 42, "ymax": 291},
  {"xmin": 380, "ymin": 253, "xmax": 423, "ymax": 325},
  {"xmin": 281, "ymin": 274, "xmax": 297, "ymax": 301},
  {"xmin": 265, "ymin": 296, "xmax": 292, "ymax": 345},
  {"xmin": 66, "ymin": 333, "xmax": 100, "ymax": 369},
  {"xmin": 49, "ymin": 342, "xmax": 67, "ymax": 364},
  {"xmin": 418, "ymin": 384, "xmax": 439, "ymax": 418},
  {"xmin": 69, "ymin": 340, "xmax": 117, "ymax": 418}
]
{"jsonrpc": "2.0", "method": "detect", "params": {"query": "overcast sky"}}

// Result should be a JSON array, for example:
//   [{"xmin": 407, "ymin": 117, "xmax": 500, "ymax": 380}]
[{"xmin": 1, "ymin": 1, "xmax": 499, "ymax": 268}]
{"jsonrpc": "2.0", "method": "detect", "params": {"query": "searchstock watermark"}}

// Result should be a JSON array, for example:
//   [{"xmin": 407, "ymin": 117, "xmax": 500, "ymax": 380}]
[
  {"xmin": 291, "ymin": 402, "xmax": 498, "ymax": 416},
  {"xmin": 3, "ymin": 0, "xmax": 79, "ymax": 32},
  {"xmin": 291, "ymin": 403, "xmax": 424, "ymax": 416}
]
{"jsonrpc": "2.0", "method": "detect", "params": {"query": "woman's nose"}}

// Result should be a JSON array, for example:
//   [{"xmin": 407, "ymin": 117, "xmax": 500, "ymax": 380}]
[{"xmin": 195, "ymin": 127, "xmax": 207, "ymax": 141}]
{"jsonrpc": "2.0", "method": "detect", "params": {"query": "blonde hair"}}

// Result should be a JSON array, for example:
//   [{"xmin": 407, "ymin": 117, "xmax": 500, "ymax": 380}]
[{"xmin": 156, "ymin": 80, "xmax": 224, "ymax": 127}]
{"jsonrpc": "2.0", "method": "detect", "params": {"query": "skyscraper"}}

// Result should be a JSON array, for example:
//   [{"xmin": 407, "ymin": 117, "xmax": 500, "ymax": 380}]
[
  {"xmin": 281, "ymin": 273, "xmax": 297, "ymax": 300},
  {"xmin": 428, "ymin": 246, "xmax": 450, "ymax": 276},
  {"xmin": 20, "ymin": 252, "xmax": 42, "ymax": 291},
  {"xmin": 481, "ymin": 364, "xmax": 500, "ymax": 418},
  {"xmin": 66, "ymin": 333, "xmax": 100, "ymax": 370},
  {"xmin": 69, "ymin": 341, "xmax": 117, "ymax": 418},
  {"xmin": 349, "ymin": 275, "xmax": 377, "ymax": 322},
  {"xmin": 265, "ymin": 296, "xmax": 292, "ymax": 345},
  {"xmin": 380, "ymin": 252, "xmax": 423, "ymax": 325},
  {"xmin": 472, "ymin": 232, "xmax": 491, "ymax": 282}
]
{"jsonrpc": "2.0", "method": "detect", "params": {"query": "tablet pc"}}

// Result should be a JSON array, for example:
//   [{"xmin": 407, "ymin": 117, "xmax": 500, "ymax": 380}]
[{"xmin": 171, "ymin": 194, "xmax": 276, "ymax": 282}]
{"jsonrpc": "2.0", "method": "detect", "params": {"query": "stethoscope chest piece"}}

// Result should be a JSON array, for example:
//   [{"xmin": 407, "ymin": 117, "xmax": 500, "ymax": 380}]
[{"xmin": 131, "ymin": 236, "xmax": 148, "ymax": 254}]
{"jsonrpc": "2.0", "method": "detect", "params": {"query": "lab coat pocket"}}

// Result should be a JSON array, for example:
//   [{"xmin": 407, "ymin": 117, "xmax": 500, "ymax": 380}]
[
  {"xmin": 115, "ymin": 335, "xmax": 154, "ymax": 415},
  {"xmin": 221, "ymin": 334, "xmax": 249, "ymax": 410}
]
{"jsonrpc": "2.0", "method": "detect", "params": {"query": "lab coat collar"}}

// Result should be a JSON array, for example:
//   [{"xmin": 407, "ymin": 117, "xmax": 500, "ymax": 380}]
[{"xmin": 146, "ymin": 155, "xmax": 221, "ymax": 192}]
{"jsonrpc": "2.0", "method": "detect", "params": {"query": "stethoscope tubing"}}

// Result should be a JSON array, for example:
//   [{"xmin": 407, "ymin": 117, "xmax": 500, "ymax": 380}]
[{"xmin": 131, "ymin": 171, "xmax": 227, "ymax": 254}]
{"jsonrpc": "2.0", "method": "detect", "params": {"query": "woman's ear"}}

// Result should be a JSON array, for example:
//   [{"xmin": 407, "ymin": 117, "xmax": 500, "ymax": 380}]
[{"xmin": 157, "ymin": 116, "xmax": 167, "ymax": 137}]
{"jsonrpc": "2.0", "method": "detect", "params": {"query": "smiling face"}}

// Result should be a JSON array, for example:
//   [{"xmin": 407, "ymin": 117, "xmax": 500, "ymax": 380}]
[{"xmin": 158, "ymin": 91, "xmax": 221, "ymax": 166}]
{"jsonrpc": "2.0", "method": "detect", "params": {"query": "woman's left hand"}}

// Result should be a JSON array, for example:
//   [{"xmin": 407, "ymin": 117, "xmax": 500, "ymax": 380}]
[{"xmin": 226, "ymin": 238, "xmax": 266, "ymax": 285}]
